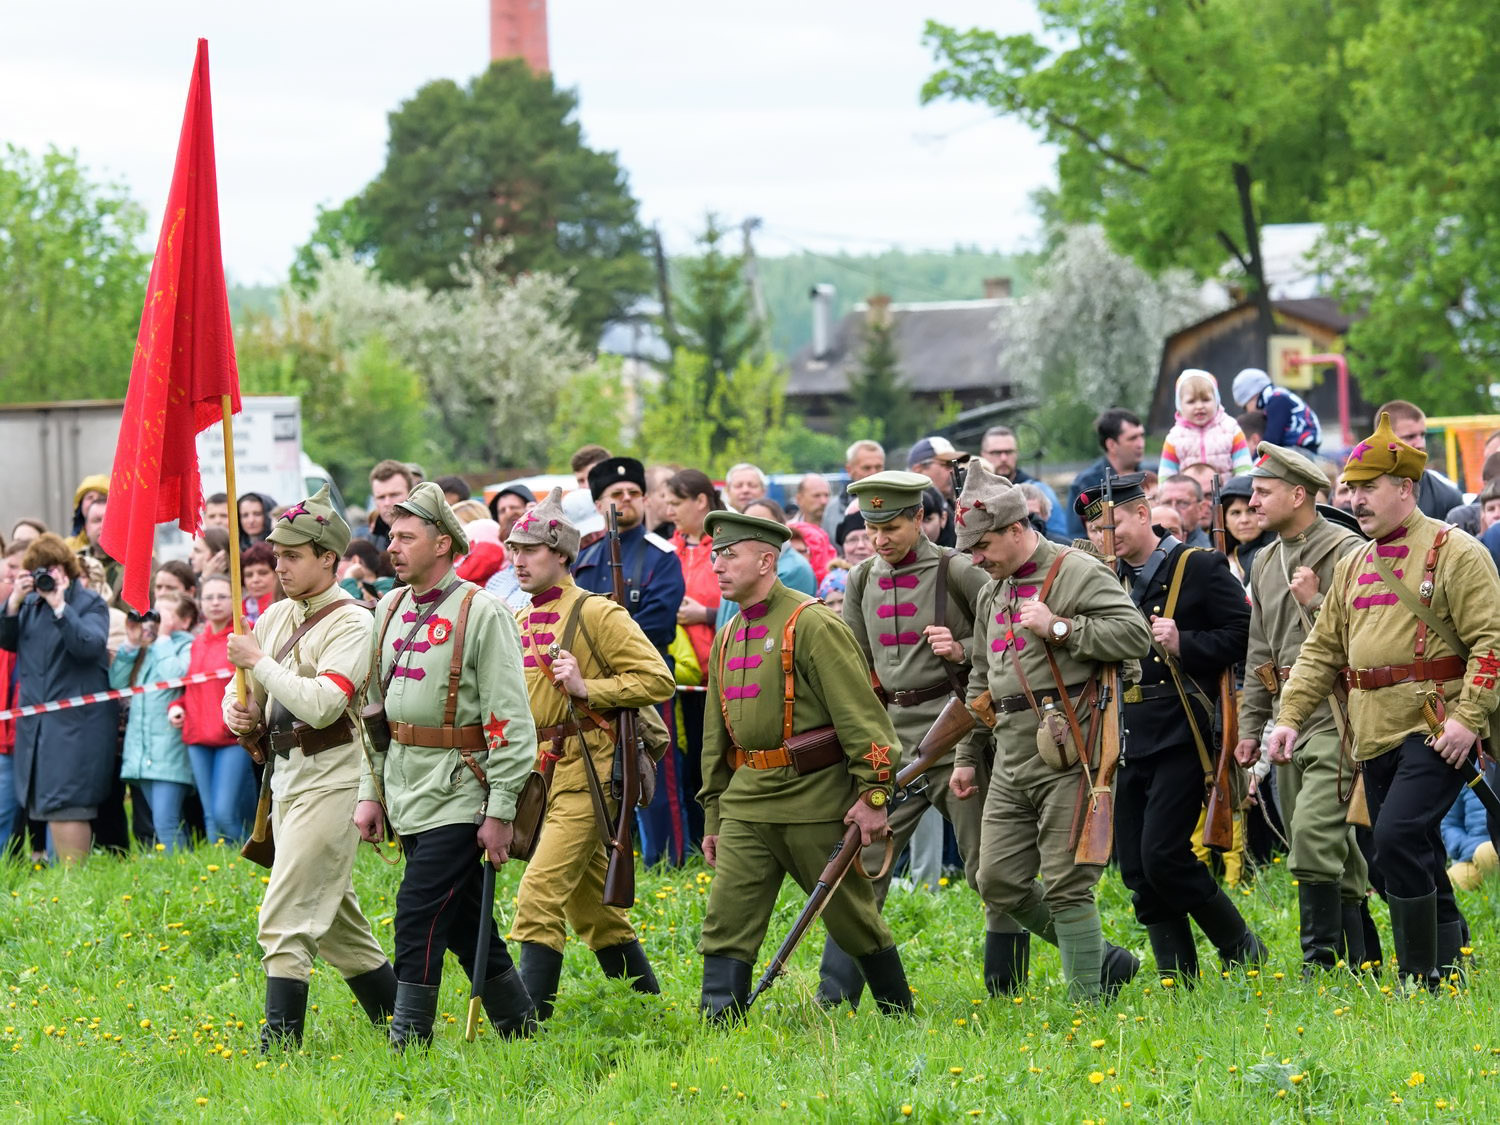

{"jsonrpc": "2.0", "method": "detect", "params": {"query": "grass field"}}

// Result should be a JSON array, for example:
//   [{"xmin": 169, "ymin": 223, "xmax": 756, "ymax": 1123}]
[{"xmin": 1, "ymin": 844, "xmax": 1497, "ymax": 1122}]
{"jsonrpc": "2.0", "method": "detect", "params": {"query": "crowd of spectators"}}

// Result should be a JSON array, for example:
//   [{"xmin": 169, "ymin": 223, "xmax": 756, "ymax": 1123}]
[{"xmin": 0, "ymin": 373, "xmax": 1493, "ymax": 886}]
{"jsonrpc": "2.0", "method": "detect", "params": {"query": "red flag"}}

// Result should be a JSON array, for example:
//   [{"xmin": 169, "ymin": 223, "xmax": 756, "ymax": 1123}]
[{"xmin": 101, "ymin": 38, "xmax": 240, "ymax": 612}]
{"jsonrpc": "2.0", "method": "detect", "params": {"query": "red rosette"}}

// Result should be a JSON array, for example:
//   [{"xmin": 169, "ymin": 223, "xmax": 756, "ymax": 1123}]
[{"xmin": 427, "ymin": 616, "xmax": 453, "ymax": 646}]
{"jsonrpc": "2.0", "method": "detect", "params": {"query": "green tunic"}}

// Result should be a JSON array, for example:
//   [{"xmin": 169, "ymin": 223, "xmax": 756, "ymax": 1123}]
[
  {"xmin": 699, "ymin": 581, "xmax": 901, "ymax": 835},
  {"xmin": 361, "ymin": 568, "xmax": 539, "ymax": 832},
  {"xmin": 961, "ymin": 536, "xmax": 1152, "ymax": 789},
  {"xmin": 844, "ymin": 535, "xmax": 989, "ymax": 762}
]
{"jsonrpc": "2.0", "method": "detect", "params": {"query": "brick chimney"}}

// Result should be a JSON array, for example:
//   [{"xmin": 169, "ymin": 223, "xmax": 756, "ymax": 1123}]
[
  {"xmin": 983, "ymin": 276, "xmax": 1012, "ymax": 299},
  {"xmin": 490, "ymin": 0, "xmax": 550, "ymax": 72}
]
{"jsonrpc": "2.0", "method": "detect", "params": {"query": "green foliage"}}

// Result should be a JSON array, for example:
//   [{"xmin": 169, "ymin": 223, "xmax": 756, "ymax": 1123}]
[
  {"xmin": 665, "ymin": 215, "xmax": 762, "ymax": 389},
  {"xmin": 3, "ymin": 845, "xmax": 1500, "ymax": 1119},
  {"xmin": 923, "ymin": 2, "xmax": 1374, "ymax": 321},
  {"xmin": 299, "ymin": 60, "xmax": 651, "ymax": 342},
  {"xmin": 0, "ymin": 145, "xmax": 150, "ymax": 402},
  {"xmin": 843, "ymin": 313, "xmax": 914, "ymax": 444},
  {"xmin": 1320, "ymin": 1, "xmax": 1500, "ymax": 410},
  {"xmin": 547, "ymin": 356, "xmax": 632, "ymax": 471}
]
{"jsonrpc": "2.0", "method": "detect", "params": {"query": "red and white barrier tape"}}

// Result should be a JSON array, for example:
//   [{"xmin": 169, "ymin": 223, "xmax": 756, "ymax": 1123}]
[{"xmin": 0, "ymin": 669, "xmax": 233, "ymax": 722}]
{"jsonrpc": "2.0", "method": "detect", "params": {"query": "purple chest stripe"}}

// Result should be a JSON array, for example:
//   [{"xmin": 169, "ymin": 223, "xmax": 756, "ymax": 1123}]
[
  {"xmin": 735, "ymin": 624, "xmax": 771, "ymax": 642},
  {"xmin": 391, "ymin": 665, "xmax": 426, "ymax": 681},
  {"xmin": 724, "ymin": 684, "xmax": 761, "ymax": 700},
  {"xmin": 727, "ymin": 655, "xmax": 763, "ymax": 670}
]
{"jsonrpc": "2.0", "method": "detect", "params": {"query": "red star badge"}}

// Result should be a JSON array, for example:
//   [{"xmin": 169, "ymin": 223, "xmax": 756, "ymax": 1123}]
[
  {"xmin": 865, "ymin": 742, "xmax": 892, "ymax": 780},
  {"xmin": 279, "ymin": 501, "xmax": 310, "ymax": 523},
  {"xmin": 484, "ymin": 713, "xmax": 510, "ymax": 750},
  {"xmin": 1474, "ymin": 650, "xmax": 1500, "ymax": 689}
]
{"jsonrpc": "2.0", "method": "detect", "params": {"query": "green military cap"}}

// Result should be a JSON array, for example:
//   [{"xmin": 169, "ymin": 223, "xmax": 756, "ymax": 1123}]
[
  {"xmin": 847, "ymin": 470, "xmax": 932, "ymax": 523},
  {"xmin": 266, "ymin": 483, "xmax": 350, "ymax": 555},
  {"xmin": 1249, "ymin": 441, "xmax": 1329, "ymax": 495},
  {"xmin": 704, "ymin": 510, "xmax": 791, "ymax": 551},
  {"xmin": 393, "ymin": 480, "xmax": 470, "ymax": 555}
]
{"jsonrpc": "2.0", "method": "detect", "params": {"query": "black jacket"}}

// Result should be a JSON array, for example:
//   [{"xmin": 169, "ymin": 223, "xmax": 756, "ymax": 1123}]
[{"xmin": 1124, "ymin": 541, "xmax": 1249, "ymax": 758}]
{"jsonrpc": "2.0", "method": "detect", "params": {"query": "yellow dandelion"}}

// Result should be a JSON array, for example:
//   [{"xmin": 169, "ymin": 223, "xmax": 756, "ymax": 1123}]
[
  {"xmin": 1290, "ymin": 1073, "xmax": 1305, "ymax": 1085},
  {"xmin": 1436, "ymin": 1100, "xmax": 1449, "ymax": 1110},
  {"xmin": 950, "ymin": 1067, "xmax": 963, "ymax": 1075},
  {"xmin": 901, "ymin": 1107, "xmax": 913, "ymax": 1117},
  {"xmin": 195, "ymin": 1098, "xmax": 208, "ymax": 1107},
  {"xmin": 1088, "ymin": 1072, "xmax": 1104, "ymax": 1085},
  {"xmin": 1408, "ymin": 1072, "xmax": 1425, "ymax": 1087},
  {"xmin": 138, "ymin": 1018, "xmax": 151, "ymax": 1029},
  {"xmin": 1090, "ymin": 1039, "xmax": 1106, "ymax": 1049}
]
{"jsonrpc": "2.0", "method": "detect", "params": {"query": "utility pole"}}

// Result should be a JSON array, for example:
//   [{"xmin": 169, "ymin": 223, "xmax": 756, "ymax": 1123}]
[
  {"xmin": 741, "ymin": 216, "xmax": 769, "ymax": 358},
  {"xmin": 652, "ymin": 223, "xmax": 676, "ymax": 341}
]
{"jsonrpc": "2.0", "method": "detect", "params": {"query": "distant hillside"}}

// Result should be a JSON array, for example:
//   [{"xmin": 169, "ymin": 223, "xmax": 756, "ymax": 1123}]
[{"xmin": 753, "ymin": 248, "xmax": 1036, "ymax": 358}]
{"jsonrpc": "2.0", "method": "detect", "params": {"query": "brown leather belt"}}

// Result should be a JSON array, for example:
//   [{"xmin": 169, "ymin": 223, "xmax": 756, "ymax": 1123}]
[
  {"xmin": 536, "ymin": 720, "xmax": 586, "ymax": 743},
  {"xmin": 1121, "ymin": 682, "xmax": 1181, "ymax": 705},
  {"xmin": 390, "ymin": 720, "xmax": 486, "ymax": 749},
  {"xmin": 729, "ymin": 734, "xmax": 845, "ymax": 773},
  {"xmin": 730, "ymin": 746, "xmax": 796, "ymax": 770},
  {"xmin": 267, "ymin": 714, "xmax": 355, "ymax": 757},
  {"xmin": 886, "ymin": 680, "xmax": 954, "ymax": 708},
  {"xmin": 1342, "ymin": 656, "xmax": 1466, "ymax": 692},
  {"xmin": 993, "ymin": 681, "xmax": 1092, "ymax": 714}
]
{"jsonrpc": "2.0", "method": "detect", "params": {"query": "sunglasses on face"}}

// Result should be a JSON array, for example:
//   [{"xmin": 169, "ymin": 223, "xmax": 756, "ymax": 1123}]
[{"xmin": 127, "ymin": 609, "xmax": 161, "ymax": 625}]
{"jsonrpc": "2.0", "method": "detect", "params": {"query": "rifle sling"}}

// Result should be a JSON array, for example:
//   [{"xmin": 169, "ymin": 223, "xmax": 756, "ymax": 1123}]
[
  {"xmin": 933, "ymin": 550, "xmax": 970, "ymax": 698},
  {"xmin": 1148, "ymin": 548, "xmax": 1218, "ymax": 779},
  {"xmin": 371, "ymin": 578, "xmax": 465, "ymax": 695},
  {"xmin": 1367, "ymin": 529, "xmax": 1467, "ymax": 659}
]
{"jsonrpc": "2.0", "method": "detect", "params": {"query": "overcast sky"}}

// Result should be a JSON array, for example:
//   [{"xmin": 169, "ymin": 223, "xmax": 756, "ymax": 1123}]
[{"xmin": 2, "ymin": 1, "xmax": 1053, "ymax": 285}]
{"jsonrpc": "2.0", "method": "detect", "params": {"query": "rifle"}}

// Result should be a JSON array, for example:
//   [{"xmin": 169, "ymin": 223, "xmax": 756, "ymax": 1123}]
[
  {"xmin": 1074, "ymin": 474, "xmax": 1126, "ymax": 865},
  {"xmin": 746, "ymin": 696, "xmax": 977, "ymax": 1009},
  {"xmin": 602, "ymin": 504, "xmax": 639, "ymax": 909},
  {"xmin": 1200, "ymin": 477, "xmax": 1237, "ymax": 850}
]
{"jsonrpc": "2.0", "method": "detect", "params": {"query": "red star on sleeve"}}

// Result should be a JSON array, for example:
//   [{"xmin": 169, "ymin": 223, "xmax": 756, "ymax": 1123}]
[
  {"xmin": 1473, "ymin": 650, "xmax": 1500, "ymax": 689},
  {"xmin": 864, "ymin": 741, "xmax": 892, "ymax": 780},
  {"xmin": 484, "ymin": 713, "xmax": 511, "ymax": 751}
]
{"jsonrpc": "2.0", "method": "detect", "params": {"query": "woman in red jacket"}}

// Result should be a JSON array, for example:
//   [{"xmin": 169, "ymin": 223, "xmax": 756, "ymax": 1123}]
[{"xmin": 180, "ymin": 574, "xmax": 252, "ymax": 844}]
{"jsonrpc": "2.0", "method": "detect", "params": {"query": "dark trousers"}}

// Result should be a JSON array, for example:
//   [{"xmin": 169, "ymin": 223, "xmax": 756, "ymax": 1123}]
[
  {"xmin": 394, "ymin": 823, "xmax": 514, "ymax": 987},
  {"xmin": 1116, "ymin": 746, "xmax": 1220, "ymax": 925},
  {"xmin": 1362, "ymin": 735, "xmax": 1465, "ymax": 921}
]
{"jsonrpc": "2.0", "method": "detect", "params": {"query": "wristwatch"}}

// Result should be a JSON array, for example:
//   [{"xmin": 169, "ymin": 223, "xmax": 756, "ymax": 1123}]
[
  {"xmin": 861, "ymin": 788, "xmax": 890, "ymax": 809},
  {"xmin": 1048, "ymin": 617, "xmax": 1073, "ymax": 645}
]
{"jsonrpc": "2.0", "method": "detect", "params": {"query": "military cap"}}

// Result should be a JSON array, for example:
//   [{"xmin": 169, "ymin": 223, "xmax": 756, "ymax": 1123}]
[
  {"xmin": 267, "ymin": 483, "xmax": 350, "ymax": 555},
  {"xmin": 954, "ymin": 458, "xmax": 1029, "ymax": 551},
  {"xmin": 1073, "ymin": 472, "xmax": 1148, "ymax": 527},
  {"xmin": 705, "ymin": 510, "xmax": 791, "ymax": 551},
  {"xmin": 847, "ymin": 470, "xmax": 931, "ymax": 523},
  {"xmin": 588, "ymin": 456, "xmax": 647, "ymax": 500},
  {"xmin": 1249, "ymin": 441, "xmax": 1328, "ymax": 495},
  {"xmin": 505, "ymin": 486, "xmax": 580, "ymax": 561},
  {"xmin": 393, "ymin": 481, "xmax": 470, "ymax": 555},
  {"xmin": 1341, "ymin": 411, "xmax": 1427, "ymax": 484}
]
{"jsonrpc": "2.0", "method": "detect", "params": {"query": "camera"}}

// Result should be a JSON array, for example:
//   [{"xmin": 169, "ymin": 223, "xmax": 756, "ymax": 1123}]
[{"xmin": 30, "ymin": 568, "xmax": 56, "ymax": 594}]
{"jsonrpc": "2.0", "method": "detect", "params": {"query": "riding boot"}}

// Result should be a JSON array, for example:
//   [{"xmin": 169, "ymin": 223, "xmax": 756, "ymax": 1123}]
[
  {"xmin": 1436, "ymin": 919, "xmax": 1467, "ymax": 984},
  {"xmin": 595, "ymin": 939, "xmax": 661, "ymax": 995},
  {"xmin": 1189, "ymin": 888, "xmax": 1267, "ymax": 969},
  {"xmin": 699, "ymin": 956, "xmax": 752, "ymax": 1024},
  {"xmin": 1145, "ymin": 917, "xmax": 1199, "ymax": 986},
  {"xmin": 856, "ymin": 946, "xmax": 915, "ymax": 1015},
  {"xmin": 1100, "ymin": 942, "xmax": 1140, "ymax": 1000},
  {"xmin": 344, "ymin": 962, "xmax": 397, "ymax": 1027},
  {"xmin": 1053, "ymin": 904, "xmax": 1103, "ymax": 1002},
  {"xmin": 260, "ymin": 976, "xmax": 309, "ymax": 1053},
  {"xmin": 1360, "ymin": 897, "xmax": 1384, "ymax": 968},
  {"xmin": 1297, "ymin": 882, "xmax": 1343, "ymax": 976},
  {"xmin": 983, "ymin": 931, "xmax": 1030, "ymax": 997},
  {"xmin": 815, "ymin": 935, "xmax": 867, "ymax": 1009},
  {"xmin": 388, "ymin": 981, "xmax": 439, "ymax": 1052},
  {"xmin": 1340, "ymin": 902, "xmax": 1368, "ymax": 970},
  {"xmin": 518, "ymin": 942, "xmax": 564, "ymax": 1023},
  {"xmin": 1387, "ymin": 892, "xmax": 1440, "ymax": 992},
  {"xmin": 480, "ymin": 966, "xmax": 537, "ymax": 1039}
]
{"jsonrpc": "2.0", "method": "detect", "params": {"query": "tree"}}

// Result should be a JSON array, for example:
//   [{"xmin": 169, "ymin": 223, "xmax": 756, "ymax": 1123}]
[
  {"xmin": 0, "ymin": 145, "xmax": 150, "ymax": 402},
  {"xmin": 299, "ymin": 60, "xmax": 651, "ymax": 341},
  {"xmin": 1318, "ymin": 0, "xmax": 1500, "ymax": 410},
  {"xmin": 923, "ymin": 2, "xmax": 1373, "ymax": 349},
  {"xmin": 843, "ymin": 303, "xmax": 917, "ymax": 445},
  {"xmin": 1001, "ymin": 226, "xmax": 1210, "ymax": 459},
  {"xmin": 665, "ymin": 215, "xmax": 763, "ymax": 419}
]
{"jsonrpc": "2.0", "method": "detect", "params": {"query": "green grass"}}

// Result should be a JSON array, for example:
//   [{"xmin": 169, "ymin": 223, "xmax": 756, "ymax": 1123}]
[{"xmin": 1, "ymin": 844, "xmax": 1497, "ymax": 1122}]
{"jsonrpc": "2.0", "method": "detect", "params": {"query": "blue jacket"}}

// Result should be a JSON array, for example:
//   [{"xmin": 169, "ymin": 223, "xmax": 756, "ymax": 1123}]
[
  {"xmin": 112, "ymin": 630, "xmax": 194, "ymax": 786},
  {"xmin": 573, "ymin": 523, "xmax": 685, "ymax": 655},
  {"xmin": 1255, "ymin": 386, "xmax": 1322, "ymax": 453},
  {"xmin": 1441, "ymin": 788, "xmax": 1491, "ymax": 862},
  {"xmin": 0, "ymin": 583, "xmax": 118, "ymax": 816}
]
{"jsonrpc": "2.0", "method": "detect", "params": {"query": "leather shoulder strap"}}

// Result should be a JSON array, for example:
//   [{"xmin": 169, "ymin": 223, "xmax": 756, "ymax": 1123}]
[
  {"xmin": 715, "ymin": 614, "xmax": 742, "ymax": 747},
  {"xmin": 276, "ymin": 598, "xmax": 355, "ymax": 664},
  {"xmin": 934, "ymin": 551, "xmax": 951, "ymax": 630},
  {"xmin": 1038, "ymin": 548, "xmax": 1073, "ymax": 603},
  {"xmin": 442, "ymin": 588, "xmax": 480, "ymax": 728},
  {"xmin": 781, "ymin": 599, "xmax": 820, "ymax": 742},
  {"xmin": 1162, "ymin": 547, "xmax": 1199, "ymax": 620}
]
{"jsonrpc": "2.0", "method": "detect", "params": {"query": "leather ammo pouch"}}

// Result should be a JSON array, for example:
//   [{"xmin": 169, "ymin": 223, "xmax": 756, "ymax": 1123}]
[
  {"xmin": 360, "ymin": 703, "xmax": 392, "ymax": 754},
  {"xmin": 1253, "ymin": 660, "xmax": 1281, "ymax": 696},
  {"xmin": 267, "ymin": 713, "xmax": 356, "ymax": 756},
  {"xmin": 784, "ymin": 725, "xmax": 846, "ymax": 774},
  {"xmin": 507, "ymin": 770, "xmax": 550, "ymax": 862},
  {"xmin": 362, "ymin": 578, "xmax": 464, "ymax": 755}
]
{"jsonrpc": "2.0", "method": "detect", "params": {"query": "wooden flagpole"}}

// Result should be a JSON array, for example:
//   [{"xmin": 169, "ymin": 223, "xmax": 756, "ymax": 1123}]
[{"xmin": 220, "ymin": 394, "xmax": 248, "ymax": 705}]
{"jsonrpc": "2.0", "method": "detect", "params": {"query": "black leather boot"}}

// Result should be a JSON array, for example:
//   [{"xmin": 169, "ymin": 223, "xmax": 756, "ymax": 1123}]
[
  {"xmin": 1360, "ymin": 898, "xmax": 1384, "ymax": 969},
  {"xmin": 1340, "ymin": 902, "xmax": 1368, "ymax": 970},
  {"xmin": 388, "ymin": 981, "xmax": 439, "ymax": 1051},
  {"xmin": 261, "ymin": 977, "xmax": 309, "ymax": 1052},
  {"xmin": 1387, "ymin": 892, "xmax": 1440, "ymax": 992},
  {"xmin": 983, "ymin": 931, "xmax": 1030, "ymax": 997},
  {"xmin": 1100, "ymin": 942, "xmax": 1140, "ymax": 1000},
  {"xmin": 1298, "ymin": 882, "xmax": 1343, "ymax": 976},
  {"xmin": 518, "ymin": 942, "xmax": 564, "ymax": 1023},
  {"xmin": 595, "ymin": 940, "xmax": 661, "ymax": 995},
  {"xmin": 856, "ymin": 946, "xmax": 915, "ymax": 1015},
  {"xmin": 480, "ymin": 967, "xmax": 537, "ymax": 1039},
  {"xmin": 1145, "ymin": 917, "xmax": 1200, "ymax": 985},
  {"xmin": 345, "ymin": 962, "xmax": 397, "ymax": 1027},
  {"xmin": 816, "ymin": 935, "xmax": 867, "ymax": 1009},
  {"xmin": 699, "ymin": 956, "xmax": 752, "ymax": 1024},
  {"xmin": 1189, "ymin": 889, "xmax": 1268, "ymax": 969},
  {"xmin": 1436, "ymin": 919, "xmax": 1467, "ymax": 983}
]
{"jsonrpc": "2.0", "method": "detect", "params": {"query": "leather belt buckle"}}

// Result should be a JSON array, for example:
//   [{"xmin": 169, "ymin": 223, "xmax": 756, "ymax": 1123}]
[{"xmin": 1122, "ymin": 685, "xmax": 1143, "ymax": 704}]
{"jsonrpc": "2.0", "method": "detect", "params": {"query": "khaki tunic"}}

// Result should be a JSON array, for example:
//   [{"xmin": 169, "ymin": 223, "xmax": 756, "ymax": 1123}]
[
  {"xmin": 510, "ymin": 579, "xmax": 675, "ymax": 951},
  {"xmin": 1279, "ymin": 509, "xmax": 1500, "ymax": 757}
]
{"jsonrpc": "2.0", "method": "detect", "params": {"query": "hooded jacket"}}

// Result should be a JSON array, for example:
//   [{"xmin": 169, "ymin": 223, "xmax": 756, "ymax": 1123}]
[{"xmin": 1159, "ymin": 371, "xmax": 1252, "ymax": 478}]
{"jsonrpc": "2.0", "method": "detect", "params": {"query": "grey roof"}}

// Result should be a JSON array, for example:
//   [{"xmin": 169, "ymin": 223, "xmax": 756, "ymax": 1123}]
[{"xmin": 787, "ymin": 299, "xmax": 1010, "ymax": 396}]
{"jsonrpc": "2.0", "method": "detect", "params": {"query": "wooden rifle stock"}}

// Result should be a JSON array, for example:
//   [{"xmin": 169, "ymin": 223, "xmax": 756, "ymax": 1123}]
[
  {"xmin": 1200, "ymin": 479, "xmax": 1237, "ymax": 850},
  {"xmin": 1074, "ymin": 478, "xmax": 1125, "ymax": 865},
  {"xmin": 746, "ymin": 697, "xmax": 976, "ymax": 1008},
  {"xmin": 602, "ymin": 504, "xmax": 639, "ymax": 909}
]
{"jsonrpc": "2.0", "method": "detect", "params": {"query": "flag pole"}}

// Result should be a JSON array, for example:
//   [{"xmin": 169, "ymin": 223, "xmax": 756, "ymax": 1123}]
[{"xmin": 220, "ymin": 394, "xmax": 248, "ymax": 705}]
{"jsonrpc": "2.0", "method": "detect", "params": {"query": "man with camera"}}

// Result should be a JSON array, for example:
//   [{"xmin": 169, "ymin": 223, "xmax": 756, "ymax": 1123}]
[{"xmin": 221, "ymin": 486, "xmax": 395, "ymax": 1051}]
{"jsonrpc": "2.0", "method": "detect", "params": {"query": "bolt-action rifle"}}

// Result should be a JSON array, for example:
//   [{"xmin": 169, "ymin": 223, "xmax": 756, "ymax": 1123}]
[
  {"xmin": 1074, "ymin": 473, "xmax": 1125, "ymax": 865},
  {"xmin": 1200, "ymin": 478, "xmax": 1238, "ymax": 850},
  {"xmin": 602, "ymin": 504, "xmax": 640, "ymax": 908}
]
